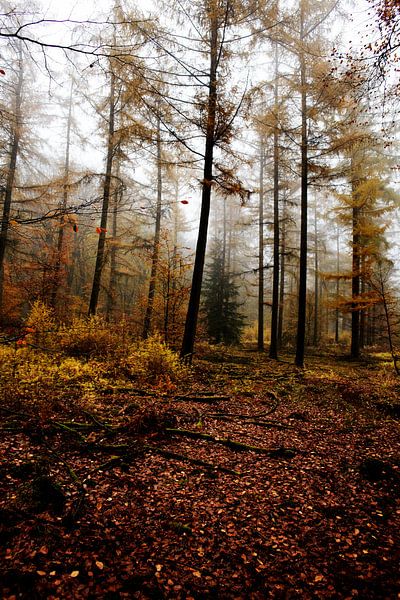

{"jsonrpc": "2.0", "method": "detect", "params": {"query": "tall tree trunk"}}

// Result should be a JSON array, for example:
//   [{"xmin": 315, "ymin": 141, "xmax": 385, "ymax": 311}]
[
  {"xmin": 369, "ymin": 302, "xmax": 376, "ymax": 345},
  {"xmin": 50, "ymin": 80, "xmax": 73, "ymax": 311},
  {"xmin": 180, "ymin": 10, "xmax": 218, "ymax": 361},
  {"xmin": 359, "ymin": 254, "xmax": 366, "ymax": 348},
  {"xmin": 106, "ymin": 161, "xmax": 122, "ymax": 323},
  {"xmin": 143, "ymin": 116, "xmax": 163, "ymax": 339},
  {"xmin": 164, "ymin": 175, "xmax": 180, "ymax": 343},
  {"xmin": 88, "ymin": 68, "xmax": 116, "ymax": 316},
  {"xmin": 313, "ymin": 200, "xmax": 319, "ymax": 346},
  {"xmin": 295, "ymin": 2, "xmax": 308, "ymax": 367},
  {"xmin": 269, "ymin": 46, "xmax": 280, "ymax": 359},
  {"xmin": 351, "ymin": 163, "xmax": 360, "ymax": 359},
  {"xmin": 221, "ymin": 196, "xmax": 228, "ymax": 329},
  {"xmin": 335, "ymin": 226, "xmax": 340, "ymax": 343},
  {"xmin": 258, "ymin": 137, "xmax": 265, "ymax": 352},
  {"xmin": 0, "ymin": 46, "xmax": 23, "ymax": 315},
  {"xmin": 277, "ymin": 195, "xmax": 286, "ymax": 349}
]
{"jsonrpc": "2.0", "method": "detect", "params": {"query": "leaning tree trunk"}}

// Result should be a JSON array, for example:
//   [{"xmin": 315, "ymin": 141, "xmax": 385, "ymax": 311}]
[
  {"xmin": 0, "ymin": 47, "xmax": 23, "ymax": 315},
  {"xmin": 88, "ymin": 68, "xmax": 116, "ymax": 317},
  {"xmin": 180, "ymin": 10, "xmax": 218, "ymax": 362},
  {"xmin": 295, "ymin": 3, "xmax": 308, "ymax": 368},
  {"xmin": 143, "ymin": 116, "xmax": 163, "ymax": 339}
]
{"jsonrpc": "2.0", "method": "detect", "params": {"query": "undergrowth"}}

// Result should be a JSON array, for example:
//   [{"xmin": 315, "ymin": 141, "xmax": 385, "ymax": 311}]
[{"xmin": 0, "ymin": 303, "xmax": 188, "ymax": 412}]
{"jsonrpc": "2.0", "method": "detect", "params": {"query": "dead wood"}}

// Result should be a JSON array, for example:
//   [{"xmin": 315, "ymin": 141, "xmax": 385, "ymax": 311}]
[
  {"xmin": 207, "ymin": 414, "xmax": 293, "ymax": 429},
  {"xmin": 174, "ymin": 395, "xmax": 230, "ymax": 403},
  {"xmin": 165, "ymin": 428, "xmax": 297, "ymax": 457},
  {"xmin": 145, "ymin": 445, "xmax": 242, "ymax": 476}
]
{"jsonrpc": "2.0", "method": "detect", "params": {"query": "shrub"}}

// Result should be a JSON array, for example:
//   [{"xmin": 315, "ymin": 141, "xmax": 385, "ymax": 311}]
[
  {"xmin": 0, "ymin": 345, "xmax": 109, "ymax": 409},
  {"xmin": 25, "ymin": 300, "xmax": 57, "ymax": 349},
  {"xmin": 124, "ymin": 336, "xmax": 187, "ymax": 383},
  {"xmin": 59, "ymin": 316, "xmax": 122, "ymax": 359}
]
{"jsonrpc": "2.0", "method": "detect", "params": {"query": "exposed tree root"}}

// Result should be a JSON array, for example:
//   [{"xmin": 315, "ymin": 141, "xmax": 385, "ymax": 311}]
[
  {"xmin": 174, "ymin": 395, "xmax": 230, "ymax": 403},
  {"xmin": 165, "ymin": 428, "xmax": 297, "ymax": 457},
  {"xmin": 145, "ymin": 446, "xmax": 242, "ymax": 476}
]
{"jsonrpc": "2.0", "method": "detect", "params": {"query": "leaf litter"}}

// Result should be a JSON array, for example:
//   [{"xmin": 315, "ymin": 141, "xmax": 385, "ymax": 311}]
[{"xmin": 0, "ymin": 349, "xmax": 399, "ymax": 599}]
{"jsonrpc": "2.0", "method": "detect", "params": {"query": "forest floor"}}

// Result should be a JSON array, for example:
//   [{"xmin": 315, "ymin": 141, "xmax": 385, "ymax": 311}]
[{"xmin": 1, "ymin": 346, "xmax": 400, "ymax": 599}]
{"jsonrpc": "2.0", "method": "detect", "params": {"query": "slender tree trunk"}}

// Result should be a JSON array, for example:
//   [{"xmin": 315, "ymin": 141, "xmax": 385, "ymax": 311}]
[
  {"xmin": 164, "ymin": 244, "xmax": 171, "ymax": 343},
  {"xmin": 313, "ymin": 200, "xmax": 319, "ymax": 346},
  {"xmin": 221, "ymin": 196, "xmax": 228, "ymax": 330},
  {"xmin": 165, "ymin": 176, "xmax": 180, "ymax": 343},
  {"xmin": 180, "ymin": 11, "xmax": 218, "ymax": 361},
  {"xmin": 367, "ymin": 299, "xmax": 375, "ymax": 346},
  {"xmin": 269, "ymin": 46, "xmax": 280, "ymax": 359},
  {"xmin": 360, "ymin": 254, "xmax": 366, "ymax": 348},
  {"xmin": 143, "ymin": 116, "xmax": 163, "ymax": 339},
  {"xmin": 0, "ymin": 47, "xmax": 23, "ymax": 315},
  {"xmin": 258, "ymin": 138, "xmax": 265, "ymax": 352},
  {"xmin": 88, "ymin": 69, "xmax": 116, "ymax": 316},
  {"xmin": 50, "ymin": 80, "xmax": 73, "ymax": 311},
  {"xmin": 295, "ymin": 2, "xmax": 308, "ymax": 367},
  {"xmin": 277, "ymin": 196, "xmax": 286, "ymax": 349},
  {"xmin": 335, "ymin": 226, "xmax": 340, "ymax": 343},
  {"xmin": 106, "ymin": 162, "xmax": 122, "ymax": 322},
  {"xmin": 351, "ymin": 163, "xmax": 360, "ymax": 359}
]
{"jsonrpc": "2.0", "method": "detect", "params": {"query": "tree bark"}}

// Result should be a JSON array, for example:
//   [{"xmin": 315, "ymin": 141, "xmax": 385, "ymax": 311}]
[
  {"xmin": 50, "ymin": 79, "xmax": 73, "ymax": 311},
  {"xmin": 360, "ymin": 254, "xmax": 366, "ymax": 348},
  {"xmin": 106, "ymin": 161, "xmax": 122, "ymax": 323},
  {"xmin": 143, "ymin": 116, "xmax": 163, "ymax": 338},
  {"xmin": 0, "ymin": 46, "xmax": 23, "ymax": 315},
  {"xmin": 335, "ymin": 226, "xmax": 340, "ymax": 343},
  {"xmin": 258, "ymin": 137, "xmax": 265, "ymax": 352},
  {"xmin": 88, "ymin": 68, "xmax": 116, "ymax": 316},
  {"xmin": 269, "ymin": 46, "xmax": 280, "ymax": 359},
  {"xmin": 295, "ymin": 2, "xmax": 308, "ymax": 368},
  {"xmin": 278, "ymin": 194, "xmax": 286, "ymax": 348},
  {"xmin": 180, "ymin": 9, "xmax": 218, "ymax": 362},
  {"xmin": 313, "ymin": 200, "xmax": 319, "ymax": 346},
  {"xmin": 351, "ymin": 158, "xmax": 360, "ymax": 359}
]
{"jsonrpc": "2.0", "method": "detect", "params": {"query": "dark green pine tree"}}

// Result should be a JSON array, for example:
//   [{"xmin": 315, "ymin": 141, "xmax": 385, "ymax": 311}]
[{"xmin": 202, "ymin": 242, "xmax": 245, "ymax": 345}]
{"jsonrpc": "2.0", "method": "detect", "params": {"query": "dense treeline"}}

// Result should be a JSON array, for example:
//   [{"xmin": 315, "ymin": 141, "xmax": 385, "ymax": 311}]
[{"xmin": 0, "ymin": 0, "xmax": 399, "ymax": 365}]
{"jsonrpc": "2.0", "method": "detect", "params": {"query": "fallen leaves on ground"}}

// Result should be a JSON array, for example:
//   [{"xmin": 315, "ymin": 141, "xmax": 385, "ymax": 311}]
[{"xmin": 0, "ymin": 349, "xmax": 399, "ymax": 599}]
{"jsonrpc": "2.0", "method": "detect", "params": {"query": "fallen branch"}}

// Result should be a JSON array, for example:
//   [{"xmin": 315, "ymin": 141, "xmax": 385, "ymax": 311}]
[
  {"xmin": 52, "ymin": 421, "xmax": 87, "ymax": 442},
  {"xmin": 165, "ymin": 428, "xmax": 297, "ymax": 457},
  {"xmin": 145, "ymin": 445, "xmax": 242, "ymax": 476},
  {"xmin": 209, "ymin": 415, "xmax": 294, "ymax": 430},
  {"xmin": 174, "ymin": 396, "xmax": 230, "ymax": 403}
]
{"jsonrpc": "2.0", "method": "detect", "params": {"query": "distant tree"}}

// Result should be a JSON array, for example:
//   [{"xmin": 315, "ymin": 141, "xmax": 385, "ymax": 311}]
[
  {"xmin": 0, "ymin": 42, "xmax": 23, "ymax": 318},
  {"xmin": 332, "ymin": 126, "xmax": 397, "ymax": 358},
  {"xmin": 367, "ymin": 257, "xmax": 400, "ymax": 374},
  {"xmin": 143, "ymin": 115, "xmax": 163, "ymax": 339},
  {"xmin": 202, "ymin": 241, "xmax": 245, "ymax": 345},
  {"xmin": 49, "ymin": 79, "xmax": 74, "ymax": 312}
]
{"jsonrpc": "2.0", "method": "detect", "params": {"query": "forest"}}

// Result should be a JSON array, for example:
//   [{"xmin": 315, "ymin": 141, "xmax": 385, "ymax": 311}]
[{"xmin": 0, "ymin": 0, "xmax": 399, "ymax": 598}]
